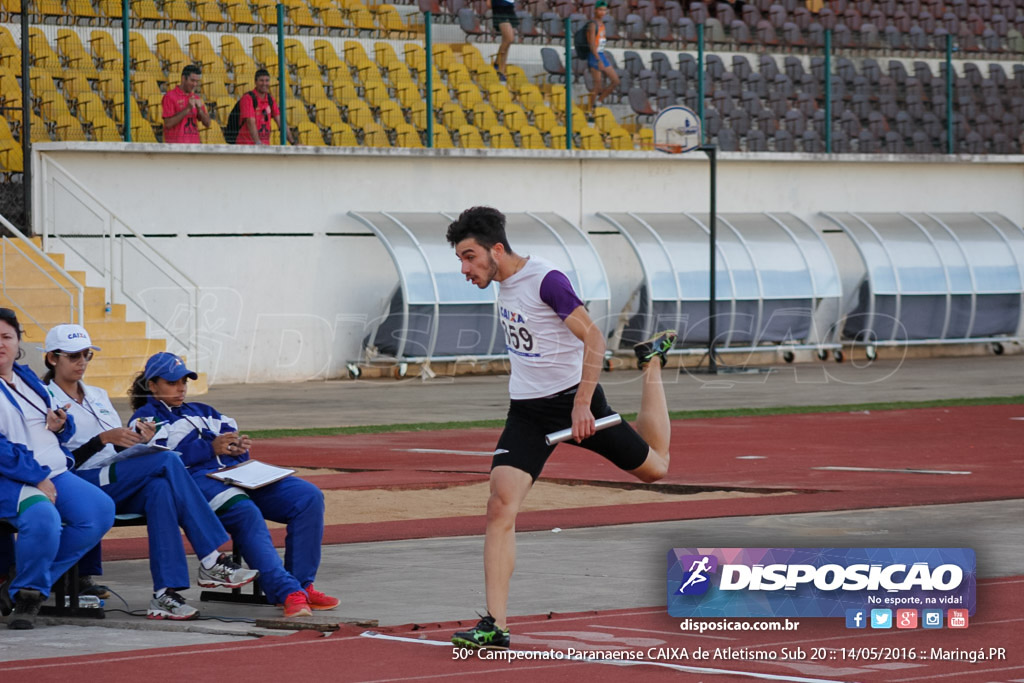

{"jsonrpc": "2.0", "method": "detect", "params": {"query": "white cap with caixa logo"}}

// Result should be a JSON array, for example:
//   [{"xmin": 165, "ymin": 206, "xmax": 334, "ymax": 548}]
[{"xmin": 43, "ymin": 324, "xmax": 101, "ymax": 353}]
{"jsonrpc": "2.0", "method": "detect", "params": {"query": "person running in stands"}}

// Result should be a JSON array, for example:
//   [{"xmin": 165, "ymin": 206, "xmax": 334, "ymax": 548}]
[
  {"xmin": 162, "ymin": 64, "xmax": 211, "ymax": 144},
  {"xmin": 44, "ymin": 325, "xmax": 258, "ymax": 621},
  {"xmin": 446, "ymin": 207, "xmax": 675, "ymax": 649},
  {"xmin": 491, "ymin": 0, "xmax": 519, "ymax": 82},
  {"xmin": 129, "ymin": 353, "xmax": 338, "ymax": 618},
  {"xmin": 586, "ymin": 1, "xmax": 620, "ymax": 111},
  {"xmin": 0, "ymin": 308, "xmax": 114, "ymax": 630}
]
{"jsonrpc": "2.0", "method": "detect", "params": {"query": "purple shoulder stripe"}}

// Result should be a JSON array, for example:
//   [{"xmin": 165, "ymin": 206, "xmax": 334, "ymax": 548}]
[{"xmin": 539, "ymin": 270, "xmax": 584, "ymax": 320}]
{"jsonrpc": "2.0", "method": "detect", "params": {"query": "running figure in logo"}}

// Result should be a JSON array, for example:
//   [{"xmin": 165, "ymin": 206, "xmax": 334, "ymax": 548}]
[
  {"xmin": 446, "ymin": 206, "xmax": 676, "ymax": 650},
  {"xmin": 679, "ymin": 556, "xmax": 711, "ymax": 593}
]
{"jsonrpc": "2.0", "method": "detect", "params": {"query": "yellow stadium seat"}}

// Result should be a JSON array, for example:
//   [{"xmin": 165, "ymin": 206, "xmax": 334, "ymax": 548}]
[
  {"xmin": 349, "ymin": 8, "xmax": 376, "ymax": 33},
  {"xmin": 0, "ymin": 139, "xmax": 24, "ymax": 173},
  {"xmin": 61, "ymin": 73, "xmax": 93, "ymax": 102},
  {"xmin": 489, "ymin": 125, "xmax": 515, "ymax": 149},
  {"xmin": 224, "ymin": 1, "xmax": 257, "ymax": 28},
  {"xmin": 500, "ymin": 102, "xmax": 527, "ymax": 133},
  {"xmin": 579, "ymin": 126, "xmax": 605, "ymax": 150},
  {"xmin": 67, "ymin": 0, "xmax": 101, "ymax": 25},
  {"xmin": 329, "ymin": 121, "xmax": 357, "ymax": 146},
  {"xmin": 296, "ymin": 121, "xmax": 325, "ymax": 146},
  {"xmin": 485, "ymin": 82, "xmax": 512, "ymax": 109},
  {"xmin": 362, "ymin": 79, "xmax": 390, "ymax": 109},
  {"xmin": 432, "ymin": 125, "xmax": 453, "ymax": 149},
  {"xmin": 313, "ymin": 98, "xmax": 344, "ymax": 128},
  {"xmin": 455, "ymin": 81, "xmax": 482, "ymax": 110},
  {"xmin": 608, "ymin": 126, "xmax": 634, "ymax": 150},
  {"xmin": 213, "ymin": 95, "xmax": 236, "ymax": 126},
  {"xmin": 130, "ymin": 118, "xmax": 158, "ymax": 143},
  {"xmin": 377, "ymin": 100, "xmax": 405, "ymax": 130},
  {"xmin": 54, "ymin": 115, "xmax": 88, "ymax": 142},
  {"xmin": 592, "ymin": 107, "xmax": 617, "ymax": 134},
  {"xmin": 471, "ymin": 102, "xmax": 498, "ymax": 130},
  {"xmin": 393, "ymin": 122, "xmax": 422, "ymax": 148},
  {"xmin": 506, "ymin": 66, "xmax": 527, "ymax": 93},
  {"xmin": 395, "ymin": 80, "xmax": 422, "ymax": 110},
  {"xmin": 637, "ymin": 127, "xmax": 653, "ymax": 151},
  {"xmin": 76, "ymin": 91, "xmax": 108, "ymax": 121},
  {"xmin": 531, "ymin": 105, "xmax": 557, "ymax": 134},
  {"xmin": 97, "ymin": 0, "xmax": 123, "ymax": 22},
  {"xmin": 440, "ymin": 101, "xmax": 466, "ymax": 130},
  {"xmin": 164, "ymin": 0, "xmax": 197, "ymax": 26},
  {"xmin": 90, "ymin": 115, "xmax": 122, "ymax": 142},
  {"xmin": 550, "ymin": 125, "xmax": 570, "ymax": 148},
  {"xmin": 361, "ymin": 122, "xmax": 389, "ymax": 147},
  {"xmin": 132, "ymin": 0, "xmax": 163, "ymax": 26},
  {"xmin": 344, "ymin": 99, "xmax": 374, "ymax": 130},
  {"xmin": 374, "ymin": 4, "xmax": 410, "ymax": 37},
  {"xmin": 429, "ymin": 43, "xmax": 453, "ymax": 73},
  {"xmin": 320, "ymin": 8, "xmax": 347, "ymax": 32},
  {"xmin": 313, "ymin": 39, "xmax": 339, "ymax": 66},
  {"xmin": 406, "ymin": 100, "xmax": 428, "ymax": 130},
  {"xmin": 200, "ymin": 120, "xmax": 225, "ymax": 144},
  {"xmin": 457, "ymin": 124, "xmax": 484, "ymax": 149},
  {"xmin": 518, "ymin": 125, "xmax": 546, "ymax": 150}
]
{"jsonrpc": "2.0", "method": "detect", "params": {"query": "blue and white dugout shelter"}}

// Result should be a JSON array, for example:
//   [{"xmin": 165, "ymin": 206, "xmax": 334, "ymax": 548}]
[
  {"xmin": 597, "ymin": 212, "xmax": 844, "ymax": 354},
  {"xmin": 822, "ymin": 212, "xmax": 1024, "ymax": 345},
  {"xmin": 352, "ymin": 211, "xmax": 611, "ymax": 362}
]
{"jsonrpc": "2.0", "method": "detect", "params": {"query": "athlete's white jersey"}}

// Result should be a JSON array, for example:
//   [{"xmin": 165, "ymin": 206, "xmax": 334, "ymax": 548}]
[{"xmin": 496, "ymin": 256, "xmax": 585, "ymax": 399}]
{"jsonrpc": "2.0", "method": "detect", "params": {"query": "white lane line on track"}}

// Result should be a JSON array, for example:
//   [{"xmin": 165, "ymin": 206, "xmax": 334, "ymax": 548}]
[
  {"xmin": 360, "ymin": 631, "xmax": 453, "ymax": 646},
  {"xmin": 393, "ymin": 448, "xmax": 495, "ymax": 456},
  {"xmin": 812, "ymin": 466, "xmax": 972, "ymax": 475}
]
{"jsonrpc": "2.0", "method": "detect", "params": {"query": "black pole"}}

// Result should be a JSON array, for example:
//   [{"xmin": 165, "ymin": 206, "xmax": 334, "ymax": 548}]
[
  {"xmin": 20, "ymin": 2, "xmax": 30, "ymax": 232},
  {"xmin": 701, "ymin": 144, "xmax": 717, "ymax": 374}
]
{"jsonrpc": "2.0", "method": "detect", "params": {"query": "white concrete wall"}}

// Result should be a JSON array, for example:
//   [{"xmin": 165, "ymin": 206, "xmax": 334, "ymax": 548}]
[{"xmin": 32, "ymin": 142, "xmax": 1024, "ymax": 384}]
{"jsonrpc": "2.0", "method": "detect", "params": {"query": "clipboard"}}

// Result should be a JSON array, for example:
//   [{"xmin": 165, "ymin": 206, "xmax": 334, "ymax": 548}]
[{"xmin": 207, "ymin": 460, "xmax": 294, "ymax": 490}]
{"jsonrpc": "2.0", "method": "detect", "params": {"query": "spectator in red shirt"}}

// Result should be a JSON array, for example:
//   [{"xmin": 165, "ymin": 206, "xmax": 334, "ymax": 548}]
[
  {"xmin": 162, "ymin": 65, "xmax": 211, "ymax": 144},
  {"xmin": 236, "ymin": 69, "xmax": 295, "ymax": 146}
]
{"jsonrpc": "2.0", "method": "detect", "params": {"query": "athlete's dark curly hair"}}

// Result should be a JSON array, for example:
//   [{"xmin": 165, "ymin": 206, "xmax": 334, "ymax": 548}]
[{"xmin": 446, "ymin": 206, "xmax": 514, "ymax": 253}]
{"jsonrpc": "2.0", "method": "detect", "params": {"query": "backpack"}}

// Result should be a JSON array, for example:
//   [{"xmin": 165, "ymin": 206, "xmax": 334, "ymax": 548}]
[
  {"xmin": 574, "ymin": 21, "xmax": 593, "ymax": 60},
  {"xmin": 224, "ymin": 91, "xmax": 273, "ymax": 144}
]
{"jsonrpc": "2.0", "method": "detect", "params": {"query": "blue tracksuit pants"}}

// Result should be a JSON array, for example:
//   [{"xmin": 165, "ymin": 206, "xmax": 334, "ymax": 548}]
[
  {"xmin": 6, "ymin": 471, "xmax": 113, "ymax": 598},
  {"xmin": 192, "ymin": 474, "xmax": 325, "ymax": 604},
  {"xmin": 76, "ymin": 452, "xmax": 230, "ymax": 592}
]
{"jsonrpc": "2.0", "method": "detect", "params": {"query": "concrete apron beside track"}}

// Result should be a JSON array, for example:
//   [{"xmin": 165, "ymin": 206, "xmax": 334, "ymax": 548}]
[{"xmin": 5, "ymin": 498, "xmax": 1020, "ymax": 663}]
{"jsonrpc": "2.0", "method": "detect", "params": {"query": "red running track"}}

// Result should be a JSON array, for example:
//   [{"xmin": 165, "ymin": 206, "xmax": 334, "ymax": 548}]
[
  {"xmin": 98, "ymin": 405, "xmax": 1024, "ymax": 559},
  {"xmin": 4, "ymin": 576, "xmax": 1021, "ymax": 682}
]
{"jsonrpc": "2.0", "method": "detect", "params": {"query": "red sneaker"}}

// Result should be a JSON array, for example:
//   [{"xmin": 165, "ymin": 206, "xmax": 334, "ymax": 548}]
[
  {"xmin": 282, "ymin": 591, "xmax": 312, "ymax": 618},
  {"xmin": 304, "ymin": 583, "xmax": 339, "ymax": 610}
]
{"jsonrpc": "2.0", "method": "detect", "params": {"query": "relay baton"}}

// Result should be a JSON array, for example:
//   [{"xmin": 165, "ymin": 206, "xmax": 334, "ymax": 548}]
[{"xmin": 544, "ymin": 414, "xmax": 622, "ymax": 446}]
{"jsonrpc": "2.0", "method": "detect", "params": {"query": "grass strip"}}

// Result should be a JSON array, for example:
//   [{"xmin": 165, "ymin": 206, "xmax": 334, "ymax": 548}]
[{"xmin": 248, "ymin": 395, "xmax": 1024, "ymax": 439}]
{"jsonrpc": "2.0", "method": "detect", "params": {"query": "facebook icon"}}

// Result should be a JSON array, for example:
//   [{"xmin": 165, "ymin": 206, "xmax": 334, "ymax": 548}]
[{"xmin": 846, "ymin": 609, "xmax": 867, "ymax": 629}]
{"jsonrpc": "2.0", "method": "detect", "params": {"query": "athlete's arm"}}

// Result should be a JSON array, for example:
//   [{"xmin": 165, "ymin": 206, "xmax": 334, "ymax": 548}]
[{"xmin": 564, "ymin": 305, "xmax": 606, "ymax": 443}]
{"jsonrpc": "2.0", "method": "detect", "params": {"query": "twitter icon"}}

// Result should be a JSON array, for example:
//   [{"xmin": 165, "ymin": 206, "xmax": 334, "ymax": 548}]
[{"xmin": 870, "ymin": 609, "xmax": 893, "ymax": 629}]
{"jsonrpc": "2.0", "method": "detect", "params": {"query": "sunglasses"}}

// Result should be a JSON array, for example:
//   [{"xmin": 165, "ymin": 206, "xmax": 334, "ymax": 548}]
[{"xmin": 54, "ymin": 349, "xmax": 94, "ymax": 362}]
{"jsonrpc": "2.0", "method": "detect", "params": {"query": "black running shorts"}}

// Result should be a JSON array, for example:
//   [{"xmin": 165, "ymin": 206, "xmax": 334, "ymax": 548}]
[{"xmin": 492, "ymin": 384, "xmax": 650, "ymax": 481}]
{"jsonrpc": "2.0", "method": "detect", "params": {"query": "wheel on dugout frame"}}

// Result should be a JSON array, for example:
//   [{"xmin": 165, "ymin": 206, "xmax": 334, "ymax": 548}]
[
  {"xmin": 652, "ymin": 105, "xmax": 702, "ymax": 154},
  {"xmin": 782, "ymin": 350, "xmax": 795, "ymax": 363}
]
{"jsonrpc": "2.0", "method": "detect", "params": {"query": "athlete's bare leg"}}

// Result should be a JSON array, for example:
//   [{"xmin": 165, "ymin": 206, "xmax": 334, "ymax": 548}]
[
  {"xmin": 483, "ymin": 465, "xmax": 534, "ymax": 629},
  {"xmin": 629, "ymin": 361, "xmax": 671, "ymax": 482}
]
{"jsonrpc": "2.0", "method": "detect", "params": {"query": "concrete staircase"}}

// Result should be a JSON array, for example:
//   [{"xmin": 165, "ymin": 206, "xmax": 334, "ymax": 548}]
[{"xmin": 1, "ymin": 237, "xmax": 207, "ymax": 397}]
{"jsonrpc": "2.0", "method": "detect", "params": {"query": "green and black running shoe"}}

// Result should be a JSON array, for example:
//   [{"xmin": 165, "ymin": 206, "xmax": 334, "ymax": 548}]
[
  {"xmin": 634, "ymin": 329, "xmax": 678, "ymax": 369},
  {"xmin": 451, "ymin": 614, "xmax": 511, "ymax": 650}
]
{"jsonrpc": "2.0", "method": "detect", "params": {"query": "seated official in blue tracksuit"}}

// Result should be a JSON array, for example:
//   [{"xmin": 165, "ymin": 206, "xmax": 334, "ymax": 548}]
[
  {"xmin": 43, "ymin": 324, "xmax": 259, "ymax": 620},
  {"xmin": 128, "ymin": 352, "xmax": 338, "ymax": 618},
  {"xmin": 0, "ymin": 307, "xmax": 114, "ymax": 630}
]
